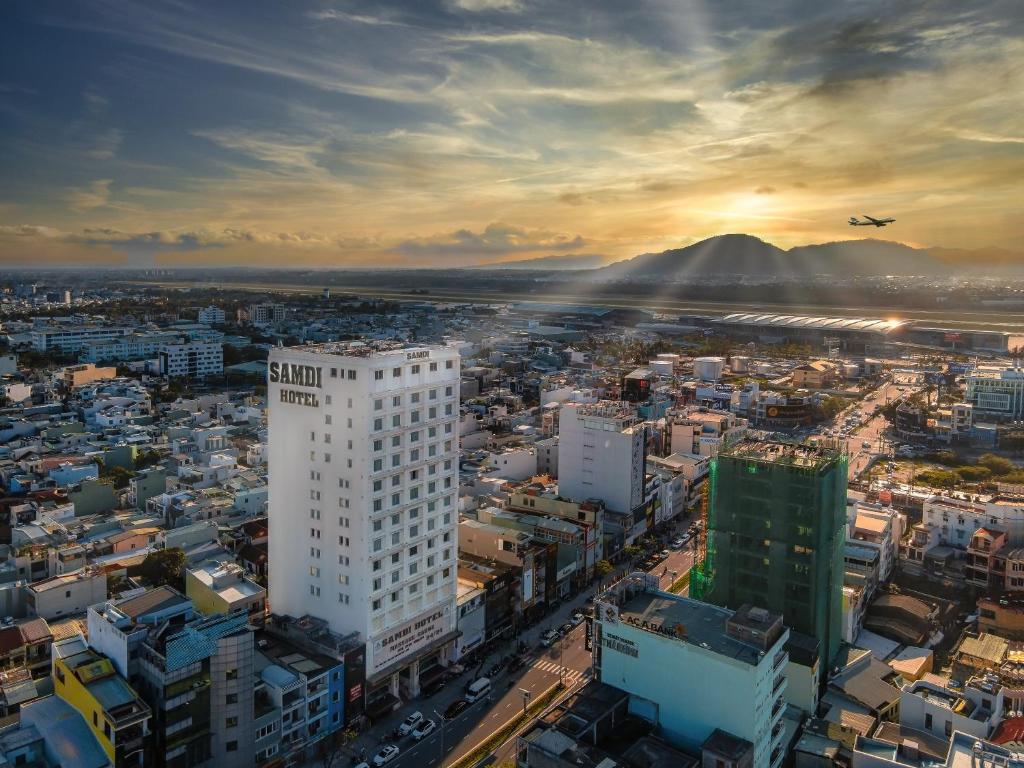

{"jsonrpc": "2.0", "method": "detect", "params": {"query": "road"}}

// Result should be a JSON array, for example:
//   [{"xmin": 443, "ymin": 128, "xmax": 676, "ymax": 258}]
[
  {"xmin": 325, "ymin": 515, "xmax": 701, "ymax": 768},
  {"xmin": 808, "ymin": 374, "xmax": 921, "ymax": 480}
]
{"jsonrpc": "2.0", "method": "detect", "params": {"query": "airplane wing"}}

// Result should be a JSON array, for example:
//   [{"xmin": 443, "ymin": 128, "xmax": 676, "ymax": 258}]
[{"xmin": 863, "ymin": 215, "xmax": 880, "ymax": 224}]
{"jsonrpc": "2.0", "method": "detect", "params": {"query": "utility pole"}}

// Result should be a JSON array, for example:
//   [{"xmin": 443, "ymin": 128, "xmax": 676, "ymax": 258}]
[{"xmin": 433, "ymin": 710, "xmax": 447, "ymax": 767}]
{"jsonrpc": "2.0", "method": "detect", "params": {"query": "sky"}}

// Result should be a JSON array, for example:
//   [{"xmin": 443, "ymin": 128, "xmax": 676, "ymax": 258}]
[{"xmin": 0, "ymin": 0, "xmax": 1022, "ymax": 268}]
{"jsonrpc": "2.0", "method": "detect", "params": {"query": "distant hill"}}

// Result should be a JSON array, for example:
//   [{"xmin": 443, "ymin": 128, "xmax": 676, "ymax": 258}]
[
  {"xmin": 594, "ymin": 234, "xmax": 1022, "ymax": 280},
  {"xmin": 475, "ymin": 253, "xmax": 605, "ymax": 270}
]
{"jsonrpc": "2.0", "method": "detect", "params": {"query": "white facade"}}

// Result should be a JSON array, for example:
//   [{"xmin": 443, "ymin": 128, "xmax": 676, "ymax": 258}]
[
  {"xmin": 198, "ymin": 306, "xmax": 227, "ymax": 325},
  {"xmin": 558, "ymin": 402, "xmax": 644, "ymax": 514},
  {"xmin": 268, "ymin": 342, "xmax": 461, "ymax": 690},
  {"xmin": 249, "ymin": 303, "xmax": 286, "ymax": 326},
  {"xmin": 922, "ymin": 494, "xmax": 1024, "ymax": 548},
  {"xmin": 31, "ymin": 325, "xmax": 130, "ymax": 353},
  {"xmin": 158, "ymin": 340, "xmax": 224, "ymax": 378},
  {"xmin": 967, "ymin": 366, "xmax": 1024, "ymax": 418}
]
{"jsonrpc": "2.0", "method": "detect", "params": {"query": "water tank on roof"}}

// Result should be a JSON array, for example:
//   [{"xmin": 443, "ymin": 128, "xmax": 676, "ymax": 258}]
[
  {"xmin": 730, "ymin": 356, "xmax": 750, "ymax": 374},
  {"xmin": 694, "ymin": 357, "xmax": 725, "ymax": 382}
]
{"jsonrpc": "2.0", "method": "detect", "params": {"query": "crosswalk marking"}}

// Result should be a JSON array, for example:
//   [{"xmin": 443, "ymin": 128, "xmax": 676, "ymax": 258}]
[{"xmin": 530, "ymin": 659, "xmax": 585, "ymax": 681}]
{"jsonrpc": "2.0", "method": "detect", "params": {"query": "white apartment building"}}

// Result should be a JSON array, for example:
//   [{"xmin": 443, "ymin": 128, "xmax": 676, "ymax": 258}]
[
  {"xmin": 249, "ymin": 303, "xmax": 287, "ymax": 326},
  {"xmin": 158, "ymin": 340, "xmax": 224, "ymax": 379},
  {"xmin": 31, "ymin": 324, "xmax": 131, "ymax": 353},
  {"xmin": 967, "ymin": 366, "xmax": 1024, "ymax": 419},
  {"xmin": 268, "ymin": 342, "xmax": 461, "ymax": 703},
  {"xmin": 595, "ymin": 574, "xmax": 789, "ymax": 768},
  {"xmin": 80, "ymin": 332, "xmax": 179, "ymax": 363},
  {"xmin": 923, "ymin": 492, "xmax": 1024, "ymax": 548},
  {"xmin": 198, "ymin": 305, "xmax": 227, "ymax": 325},
  {"xmin": 558, "ymin": 401, "xmax": 645, "ymax": 514}
]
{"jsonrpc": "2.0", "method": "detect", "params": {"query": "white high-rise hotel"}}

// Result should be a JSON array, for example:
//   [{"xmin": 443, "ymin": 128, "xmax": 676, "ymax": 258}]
[{"xmin": 268, "ymin": 342, "xmax": 461, "ymax": 701}]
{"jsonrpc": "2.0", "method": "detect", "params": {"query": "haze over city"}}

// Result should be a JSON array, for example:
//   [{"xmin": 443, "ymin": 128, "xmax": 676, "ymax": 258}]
[{"xmin": 2, "ymin": 0, "xmax": 1022, "ymax": 268}]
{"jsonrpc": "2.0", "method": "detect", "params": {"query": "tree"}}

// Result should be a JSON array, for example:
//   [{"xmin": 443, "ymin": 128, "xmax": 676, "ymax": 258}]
[
  {"xmin": 315, "ymin": 728, "xmax": 357, "ymax": 768},
  {"xmin": 979, "ymin": 453, "xmax": 1017, "ymax": 476},
  {"xmin": 623, "ymin": 545, "xmax": 643, "ymax": 562},
  {"xmin": 594, "ymin": 559, "xmax": 613, "ymax": 590},
  {"xmin": 132, "ymin": 548, "xmax": 186, "ymax": 588},
  {"xmin": 101, "ymin": 466, "xmax": 134, "ymax": 490}
]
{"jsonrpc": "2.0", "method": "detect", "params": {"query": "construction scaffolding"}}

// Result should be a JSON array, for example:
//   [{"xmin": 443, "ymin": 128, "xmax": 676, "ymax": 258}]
[{"xmin": 690, "ymin": 441, "xmax": 848, "ymax": 663}]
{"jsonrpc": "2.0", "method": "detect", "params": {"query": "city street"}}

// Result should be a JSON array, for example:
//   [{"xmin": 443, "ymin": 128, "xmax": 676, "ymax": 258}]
[{"xmin": 318, "ymin": 517, "xmax": 701, "ymax": 768}]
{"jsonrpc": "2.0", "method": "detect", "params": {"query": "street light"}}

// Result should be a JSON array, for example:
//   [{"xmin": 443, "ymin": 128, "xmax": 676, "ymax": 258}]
[
  {"xmin": 432, "ymin": 710, "xmax": 447, "ymax": 767},
  {"xmin": 519, "ymin": 687, "xmax": 532, "ymax": 716}
]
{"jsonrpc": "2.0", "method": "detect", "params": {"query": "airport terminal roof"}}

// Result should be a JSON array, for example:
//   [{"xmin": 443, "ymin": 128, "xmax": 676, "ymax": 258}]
[{"xmin": 717, "ymin": 313, "xmax": 911, "ymax": 334}]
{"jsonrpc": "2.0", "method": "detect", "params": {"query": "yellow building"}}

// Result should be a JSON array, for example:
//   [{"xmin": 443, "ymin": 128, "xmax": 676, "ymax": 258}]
[
  {"xmin": 185, "ymin": 560, "xmax": 266, "ymax": 622},
  {"xmin": 53, "ymin": 643, "xmax": 150, "ymax": 767},
  {"xmin": 792, "ymin": 360, "xmax": 839, "ymax": 389},
  {"xmin": 62, "ymin": 363, "xmax": 118, "ymax": 389}
]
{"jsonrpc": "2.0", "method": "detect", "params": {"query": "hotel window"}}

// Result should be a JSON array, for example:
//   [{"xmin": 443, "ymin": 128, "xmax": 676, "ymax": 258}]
[
  {"xmin": 391, "ymin": 570, "xmax": 400, "ymax": 584},
  {"xmin": 372, "ymin": 559, "xmax": 381, "ymax": 571},
  {"xmin": 375, "ymin": 370, "xmax": 384, "ymax": 381},
  {"xmin": 372, "ymin": 599, "xmax": 382, "ymax": 611},
  {"xmin": 446, "ymin": 360, "xmax": 453, "ymax": 369},
  {"xmin": 429, "ymin": 362, "xmax": 437, "ymax": 372},
  {"xmin": 347, "ymin": 370, "xmax": 356, "ymax": 380},
  {"xmin": 392, "ymin": 435, "xmax": 401, "ymax": 447},
  {"xmin": 374, "ymin": 399, "xmax": 383, "ymax": 411},
  {"xmin": 393, "ymin": 395, "xmax": 402, "ymax": 407},
  {"xmin": 373, "ymin": 577, "xmax": 382, "ymax": 590},
  {"xmin": 325, "ymin": 414, "xmax": 332, "ymax": 425},
  {"xmin": 411, "ymin": 392, "xmax": 420, "ymax": 404},
  {"xmin": 392, "ymin": 367, "xmax": 401, "ymax": 377},
  {"xmin": 391, "ymin": 590, "xmax": 400, "ymax": 603},
  {"xmin": 309, "ymin": 567, "xmax": 320, "ymax": 577}
]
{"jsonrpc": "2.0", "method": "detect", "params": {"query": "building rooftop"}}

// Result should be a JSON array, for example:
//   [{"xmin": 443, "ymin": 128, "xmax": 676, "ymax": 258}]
[
  {"xmin": 723, "ymin": 439, "xmax": 843, "ymax": 470},
  {"xmin": 603, "ymin": 579, "xmax": 782, "ymax": 665},
  {"xmin": 115, "ymin": 585, "xmax": 191, "ymax": 620}
]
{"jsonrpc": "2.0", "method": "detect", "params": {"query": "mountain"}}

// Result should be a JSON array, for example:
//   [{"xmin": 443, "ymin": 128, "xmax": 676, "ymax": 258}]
[
  {"xmin": 598, "ymin": 234, "xmax": 790, "ymax": 279},
  {"xmin": 474, "ymin": 253, "xmax": 606, "ymax": 270},
  {"xmin": 594, "ymin": 234, "xmax": 1022, "ymax": 280}
]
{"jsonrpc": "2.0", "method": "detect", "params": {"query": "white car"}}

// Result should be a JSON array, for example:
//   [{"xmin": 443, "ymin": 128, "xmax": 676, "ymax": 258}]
[
  {"xmin": 374, "ymin": 745, "xmax": 401, "ymax": 766},
  {"xmin": 570, "ymin": 612, "xmax": 585, "ymax": 626},
  {"xmin": 413, "ymin": 719, "xmax": 437, "ymax": 741},
  {"xmin": 398, "ymin": 711, "xmax": 423, "ymax": 736},
  {"xmin": 540, "ymin": 629, "xmax": 560, "ymax": 647}
]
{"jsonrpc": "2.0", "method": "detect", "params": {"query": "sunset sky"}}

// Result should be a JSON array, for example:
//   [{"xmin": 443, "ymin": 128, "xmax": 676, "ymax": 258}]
[{"xmin": 1, "ymin": 0, "xmax": 1021, "ymax": 267}]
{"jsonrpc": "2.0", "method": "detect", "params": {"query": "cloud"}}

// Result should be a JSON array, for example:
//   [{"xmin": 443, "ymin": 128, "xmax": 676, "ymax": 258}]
[
  {"xmin": 450, "ymin": 0, "xmax": 524, "ymax": 12},
  {"xmin": 395, "ymin": 222, "xmax": 586, "ymax": 262},
  {"xmin": 754, "ymin": 186, "xmax": 776, "ymax": 194},
  {"xmin": 67, "ymin": 179, "xmax": 113, "ymax": 212}
]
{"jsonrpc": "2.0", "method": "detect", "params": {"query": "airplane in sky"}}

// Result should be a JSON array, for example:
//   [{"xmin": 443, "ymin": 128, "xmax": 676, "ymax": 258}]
[{"xmin": 849, "ymin": 214, "xmax": 895, "ymax": 227}]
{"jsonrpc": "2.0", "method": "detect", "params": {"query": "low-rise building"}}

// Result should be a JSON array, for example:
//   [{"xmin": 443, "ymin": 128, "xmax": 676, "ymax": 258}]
[
  {"xmin": 53, "ymin": 643, "xmax": 151, "ymax": 767},
  {"xmin": 594, "ymin": 573, "xmax": 789, "ymax": 767},
  {"xmin": 25, "ymin": 568, "xmax": 107, "ymax": 621},
  {"xmin": 185, "ymin": 560, "xmax": 266, "ymax": 622}
]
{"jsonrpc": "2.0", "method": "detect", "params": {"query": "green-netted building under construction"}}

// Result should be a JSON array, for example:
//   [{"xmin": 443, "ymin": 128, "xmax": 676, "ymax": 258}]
[{"xmin": 691, "ymin": 441, "xmax": 847, "ymax": 664}]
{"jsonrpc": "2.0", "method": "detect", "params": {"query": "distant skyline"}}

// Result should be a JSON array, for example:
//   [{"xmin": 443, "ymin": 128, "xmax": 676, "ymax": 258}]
[{"xmin": 1, "ymin": 0, "xmax": 1022, "ymax": 267}]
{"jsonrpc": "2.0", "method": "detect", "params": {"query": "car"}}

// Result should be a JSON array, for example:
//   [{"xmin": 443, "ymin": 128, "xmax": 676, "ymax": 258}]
[
  {"xmin": 560, "ymin": 622, "xmax": 574, "ymax": 636},
  {"xmin": 659, "ymin": 549, "xmax": 670, "ymax": 558},
  {"xmin": 540, "ymin": 629, "xmax": 560, "ymax": 647},
  {"xmin": 354, "ymin": 763, "xmax": 370, "ymax": 768},
  {"xmin": 373, "ymin": 745, "xmax": 400, "ymax": 766},
  {"xmin": 571, "ymin": 612, "xmax": 585, "ymax": 626},
  {"xmin": 421, "ymin": 678, "xmax": 446, "ymax": 698},
  {"xmin": 681, "ymin": 533, "xmax": 691, "ymax": 544},
  {"xmin": 397, "ymin": 711, "xmax": 423, "ymax": 736},
  {"xmin": 670, "ymin": 538, "xmax": 684, "ymax": 549},
  {"xmin": 412, "ymin": 719, "xmax": 437, "ymax": 741},
  {"xmin": 444, "ymin": 699, "xmax": 470, "ymax": 719}
]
